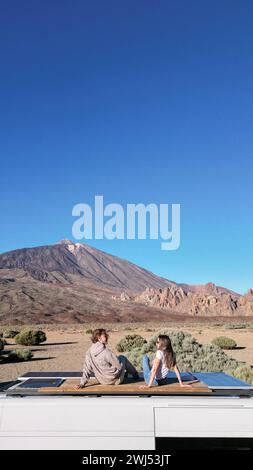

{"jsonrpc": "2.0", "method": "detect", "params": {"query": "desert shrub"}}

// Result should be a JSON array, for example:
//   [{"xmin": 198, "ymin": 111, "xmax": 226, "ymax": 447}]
[
  {"xmin": 141, "ymin": 330, "xmax": 199, "ymax": 355},
  {"xmin": 15, "ymin": 329, "xmax": 47, "ymax": 346},
  {"xmin": 212, "ymin": 336, "xmax": 237, "ymax": 350},
  {"xmin": 8, "ymin": 349, "xmax": 33, "ymax": 362},
  {"xmin": 85, "ymin": 329, "xmax": 93, "ymax": 334},
  {"xmin": 228, "ymin": 366, "xmax": 253, "ymax": 385},
  {"xmin": 3, "ymin": 328, "xmax": 20, "ymax": 338},
  {"xmin": 127, "ymin": 347, "xmax": 150, "ymax": 370},
  {"xmin": 116, "ymin": 334, "xmax": 147, "ymax": 352},
  {"xmin": 124, "ymin": 329, "xmax": 240, "ymax": 373}
]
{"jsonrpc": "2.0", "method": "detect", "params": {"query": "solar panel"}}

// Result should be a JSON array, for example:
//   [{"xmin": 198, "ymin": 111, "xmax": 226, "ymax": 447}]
[
  {"xmin": 18, "ymin": 378, "xmax": 64, "ymax": 389},
  {"xmin": 193, "ymin": 372, "xmax": 253, "ymax": 389}
]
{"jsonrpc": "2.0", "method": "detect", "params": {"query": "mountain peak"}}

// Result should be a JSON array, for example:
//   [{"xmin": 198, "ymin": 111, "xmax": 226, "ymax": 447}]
[
  {"xmin": 56, "ymin": 239, "xmax": 75, "ymax": 245},
  {"xmin": 0, "ymin": 240, "xmax": 172, "ymax": 292}
]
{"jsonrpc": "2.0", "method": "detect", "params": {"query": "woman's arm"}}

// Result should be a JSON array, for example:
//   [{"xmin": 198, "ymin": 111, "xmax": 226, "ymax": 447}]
[
  {"xmin": 174, "ymin": 364, "xmax": 192, "ymax": 387},
  {"xmin": 144, "ymin": 357, "xmax": 160, "ymax": 388}
]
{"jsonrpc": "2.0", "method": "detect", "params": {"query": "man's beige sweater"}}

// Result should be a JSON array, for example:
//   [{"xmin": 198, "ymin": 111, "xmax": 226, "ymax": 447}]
[{"xmin": 80, "ymin": 341, "xmax": 122, "ymax": 386}]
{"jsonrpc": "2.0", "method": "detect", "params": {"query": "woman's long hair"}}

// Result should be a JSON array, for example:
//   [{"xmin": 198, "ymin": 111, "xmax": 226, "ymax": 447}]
[{"xmin": 157, "ymin": 335, "xmax": 176, "ymax": 369}]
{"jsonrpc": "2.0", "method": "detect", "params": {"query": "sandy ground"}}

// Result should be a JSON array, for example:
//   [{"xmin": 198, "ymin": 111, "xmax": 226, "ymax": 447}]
[{"xmin": 1, "ymin": 323, "xmax": 253, "ymax": 383}]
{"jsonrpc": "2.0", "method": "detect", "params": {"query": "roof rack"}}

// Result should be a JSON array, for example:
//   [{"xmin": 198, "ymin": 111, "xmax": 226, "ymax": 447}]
[{"xmin": 2, "ymin": 371, "xmax": 253, "ymax": 398}]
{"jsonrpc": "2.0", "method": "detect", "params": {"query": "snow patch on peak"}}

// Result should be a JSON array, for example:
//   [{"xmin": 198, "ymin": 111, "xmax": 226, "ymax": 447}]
[{"xmin": 57, "ymin": 239, "xmax": 75, "ymax": 245}]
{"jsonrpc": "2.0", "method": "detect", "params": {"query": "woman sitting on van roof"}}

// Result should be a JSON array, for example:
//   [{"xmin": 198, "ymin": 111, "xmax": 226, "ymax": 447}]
[
  {"xmin": 140, "ymin": 334, "xmax": 195, "ymax": 388},
  {"xmin": 76, "ymin": 328, "xmax": 139, "ymax": 389}
]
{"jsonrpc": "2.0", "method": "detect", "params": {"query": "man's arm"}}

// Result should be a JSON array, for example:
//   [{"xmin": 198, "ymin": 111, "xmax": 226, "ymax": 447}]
[
  {"xmin": 78, "ymin": 354, "xmax": 93, "ymax": 388},
  {"xmin": 106, "ymin": 348, "xmax": 122, "ymax": 370}
]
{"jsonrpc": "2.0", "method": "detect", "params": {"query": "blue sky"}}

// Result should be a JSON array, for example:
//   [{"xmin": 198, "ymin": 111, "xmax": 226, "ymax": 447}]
[{"xmin": 0, "ymin": 0, "xmax": 252, "ymax": 293}]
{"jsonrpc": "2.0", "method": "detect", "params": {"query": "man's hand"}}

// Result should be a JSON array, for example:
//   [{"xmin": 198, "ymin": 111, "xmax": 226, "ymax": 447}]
[{"xmin": 74, "ymin": 383, "xmax": 85, "ymax": 390}]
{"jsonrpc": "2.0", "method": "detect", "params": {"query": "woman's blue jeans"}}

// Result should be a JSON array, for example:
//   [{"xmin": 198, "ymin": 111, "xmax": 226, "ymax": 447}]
[
  {"xmin": 142, "ymin": 355, "xmax": 159, "ymax": 385},
  {"xmin": 142, "ymin": 355, "xmax": 170, "ymax": 386}
]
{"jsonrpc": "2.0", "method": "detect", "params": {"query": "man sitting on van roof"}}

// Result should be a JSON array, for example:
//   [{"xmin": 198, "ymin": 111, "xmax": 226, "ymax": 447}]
[{"xmin": 75, "ymin": 328, "xmax": 139, "ymax": 389}]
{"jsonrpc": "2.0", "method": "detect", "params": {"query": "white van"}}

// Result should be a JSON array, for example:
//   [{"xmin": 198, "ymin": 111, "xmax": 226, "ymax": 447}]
[{"xmin": 0, "ymin": 372, "xmax": 253, "ymax": 450}]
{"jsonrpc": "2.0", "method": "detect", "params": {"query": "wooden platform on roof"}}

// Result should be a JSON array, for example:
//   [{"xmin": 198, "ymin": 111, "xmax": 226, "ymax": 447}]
[
  {"xmin": 50, "ymin": 378, "xmax": 211, "ymax": 394},
  {"xmin": 7, "ymin": 377, "xmax": 212, "ymax": 396}
]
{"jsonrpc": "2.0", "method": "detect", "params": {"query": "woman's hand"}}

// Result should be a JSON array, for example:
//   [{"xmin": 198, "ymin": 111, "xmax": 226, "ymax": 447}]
[
  {"xmin": 179, "ymin": 382, "xmax": 193, "ymax": 388},
  {"xmin": 139, "ymin": 384, "xmax": 152, "ymax": 389}
]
